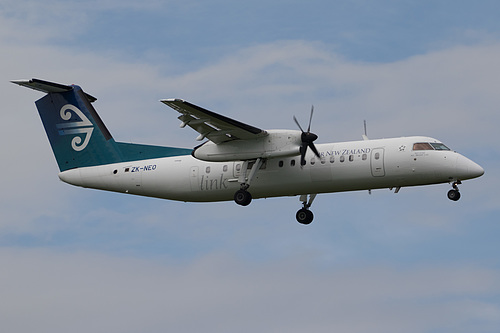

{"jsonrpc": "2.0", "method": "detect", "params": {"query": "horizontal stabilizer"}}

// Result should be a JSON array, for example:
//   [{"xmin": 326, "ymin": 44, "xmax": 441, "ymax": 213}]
[{"xmin": 11, "ymin": 78, "xmax": 97, "ymax": 102}]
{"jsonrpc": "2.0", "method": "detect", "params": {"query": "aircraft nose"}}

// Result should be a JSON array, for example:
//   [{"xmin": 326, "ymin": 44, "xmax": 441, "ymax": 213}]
[
  {"xmin": 470, "ymin": 161, "xmax": 485, "ymax": 178},
  {"xmin": 455, "ymin": 154, "xmax": 484, "ymax": 180}
]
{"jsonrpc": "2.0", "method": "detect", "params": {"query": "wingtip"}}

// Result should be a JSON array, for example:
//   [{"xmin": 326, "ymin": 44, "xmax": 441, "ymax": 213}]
[
  {"xmin": 160, "ymin": 98, "xmax": 185, "ymax": 103},
  {"xmin": 11, "ymin": 79, "xmax": 31, "ymax": 85}
]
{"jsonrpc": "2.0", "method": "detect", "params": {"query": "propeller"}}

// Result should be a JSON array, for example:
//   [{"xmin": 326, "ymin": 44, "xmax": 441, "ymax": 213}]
[{"xmin": 293, "ymin": 105, "xmax": 320, "ymax": 166}]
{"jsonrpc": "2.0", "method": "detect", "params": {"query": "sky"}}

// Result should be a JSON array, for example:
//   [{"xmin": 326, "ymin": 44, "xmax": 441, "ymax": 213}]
[{"xmin": 1, "ymin": 0, "xmax": 500, "ymax": 332}]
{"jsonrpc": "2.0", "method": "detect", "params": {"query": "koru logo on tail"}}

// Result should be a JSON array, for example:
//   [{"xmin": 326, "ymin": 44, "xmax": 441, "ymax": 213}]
[{"xmin": 56, "ymin": 104, "xmax": 94, "ymax": 151}]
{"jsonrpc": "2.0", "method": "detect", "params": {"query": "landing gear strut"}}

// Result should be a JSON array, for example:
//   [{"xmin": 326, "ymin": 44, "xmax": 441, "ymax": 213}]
[
  {"xmin": 296, "ymin": 194, "xmax": 317, "ymax": 224},
  {"xmin": 447, "ymin": 181, "xmax": 461, "ymax": 201},
  {"xmin": 234, "ymin": 158, "xmax": 263, "ymax": 207}
]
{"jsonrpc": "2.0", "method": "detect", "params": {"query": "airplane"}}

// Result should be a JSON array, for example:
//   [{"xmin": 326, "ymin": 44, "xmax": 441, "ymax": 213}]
[{"xmin": 12, "ymin": 78, "xmax": 484, "ymax": 224}]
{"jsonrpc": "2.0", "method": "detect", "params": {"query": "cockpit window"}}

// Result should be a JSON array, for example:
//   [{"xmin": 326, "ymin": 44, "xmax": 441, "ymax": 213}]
[
  {"xmin": 413, "ymin": 142, "xmax": 433, "ymax": 150},
  {"xmin": 413, "ymin": 142, "xmax": 451, "ymax": 151},
  {"xmin": 430, "ymin": 142, "xmax": 450, "ymax": 150}
]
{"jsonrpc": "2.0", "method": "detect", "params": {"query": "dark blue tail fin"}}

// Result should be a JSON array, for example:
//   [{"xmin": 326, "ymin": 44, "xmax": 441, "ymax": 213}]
[
  {"xmin": 12, "ymin": 78, "xmax": 192, "ymax": 172},
  {"xmin": 13, "ymin": 79, "xmax": 123, "ymax": 171}
]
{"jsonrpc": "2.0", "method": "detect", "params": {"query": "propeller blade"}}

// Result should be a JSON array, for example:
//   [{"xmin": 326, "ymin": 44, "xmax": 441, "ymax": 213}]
[
  {"xmin": 307, "ymin": 105, "xmax": 314, "ymax": 132},
  {"xmin": 300, "ymin": 143, "xmax": 307, "ymax": 166},
  {"xmin": 293, "ymin": 115, "xmax": 304, "ymax": 133},
  {"xmin": 309, "ymin": 142, "xmax": 320, "ymax": 158}
]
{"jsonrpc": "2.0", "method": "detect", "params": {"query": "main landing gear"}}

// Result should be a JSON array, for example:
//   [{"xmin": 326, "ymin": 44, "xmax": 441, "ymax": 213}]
[
  {"xmin": 233, "ymin": 158, "xmax": 263, "ymax": 207},
  {"xmin": 447, "ymin": 180, "xmax": 461, "ymax": 201},
  {"xmin": 296, "ymin": 194, "xmax": 317, "ymax": 225}
]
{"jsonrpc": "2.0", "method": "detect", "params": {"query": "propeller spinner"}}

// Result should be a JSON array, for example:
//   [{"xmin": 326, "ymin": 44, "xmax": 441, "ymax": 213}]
[{"xmin": 294, "ymin": 106, "xmax": 320, "ymax": 166}]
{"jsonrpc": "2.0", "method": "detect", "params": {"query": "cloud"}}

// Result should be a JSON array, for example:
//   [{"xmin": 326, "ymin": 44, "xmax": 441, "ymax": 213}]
[{"xmin": 1, "ymin": 249, "xmax": 499, "ymax": 333}]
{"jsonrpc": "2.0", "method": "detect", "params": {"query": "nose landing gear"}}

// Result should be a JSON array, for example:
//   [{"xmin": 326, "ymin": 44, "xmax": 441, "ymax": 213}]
[
  {"xmin": 447, "ymin": 181, "xmax": 461, "ymax": 201},
  {"xmin": 296, "ymin": 194, "xmax": 317, "ymax": 224}
]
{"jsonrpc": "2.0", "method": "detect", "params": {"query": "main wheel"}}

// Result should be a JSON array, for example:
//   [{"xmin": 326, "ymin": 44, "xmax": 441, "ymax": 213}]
[
  {"xmin": 234, "ymin": 189, "xmax": 252, "ymax": 206},
  {"xmin": 447, "ymin": 189, "xmax": 461, "ymax": 201},
  {"xmin": 296, "ymin": 208, "xmax": 314, "ymax": 224}
]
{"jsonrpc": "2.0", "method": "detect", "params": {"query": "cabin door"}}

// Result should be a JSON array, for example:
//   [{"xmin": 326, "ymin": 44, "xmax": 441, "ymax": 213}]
[{"xmin": 371, "ymin": 148, "xmax": 385, "ymax": 177}]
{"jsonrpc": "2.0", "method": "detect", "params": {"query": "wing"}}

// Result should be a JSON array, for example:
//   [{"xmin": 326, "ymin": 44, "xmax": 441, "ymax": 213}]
[{"xmin": 161, "ymin": 99, "xmax": 267, "ymax": 144}]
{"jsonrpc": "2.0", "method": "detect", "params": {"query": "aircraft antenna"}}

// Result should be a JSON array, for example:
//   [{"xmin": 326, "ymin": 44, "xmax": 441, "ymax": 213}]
[{"xmin": 362, "ymin": 120, "xmax": 369, "ymax": 140}]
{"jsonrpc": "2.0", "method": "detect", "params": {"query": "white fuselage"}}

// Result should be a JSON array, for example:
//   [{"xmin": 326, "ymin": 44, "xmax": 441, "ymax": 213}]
[{"xmin": 58, "ymin": 136, "xmax": 484, "ymax": 202}]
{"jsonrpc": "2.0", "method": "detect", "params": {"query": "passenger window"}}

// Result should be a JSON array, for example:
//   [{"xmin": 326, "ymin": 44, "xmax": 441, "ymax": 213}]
[
  {"xmin": 291, "ymin": 159, "xmax": 296, "ymax": 167},
  {"xmin": 223, "ymin": 165, "xmax": 228, "ymax": 172},
  {"xmin": 340, "ymin": 156, "xmax": 345, "ymax": 163},
  {"xmin": 206, "ymin": 166, "xmax": 211, "ymax": 173},
  {"xmin": 330, "ymin": 156, "xmax": 335, "ymax": 163},
  {"xmin": 310, "ymin": 158, "xmax": 316, "ymax": 165},
  {"xmin": 362, "ymin": 154, "xmax": 367, "ymax": 160},
  {"xmin": 321, "ymin": 157, "xmax": 326, "ymax": 164},
  {"xmin": 413, "ymin": 142, "xmax": 434, "ymax": 150},
  {"xmin": 349, "ymin": 155, "xmax": 354, "ymax": 162},
  {"xmin": 279, "ymin": 161, "xmax": 284, "ymax": 167},
  {"xmin": 375, "ymin": 152, "xmax": 380, "ymax": 160}
]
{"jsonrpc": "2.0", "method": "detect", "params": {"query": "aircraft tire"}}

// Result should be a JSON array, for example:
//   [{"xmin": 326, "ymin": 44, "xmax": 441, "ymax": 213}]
[
  {"xmin": 296, "ymin": 208, "xmax": 314, "ymax": 224},
  {"xmin": 447, "ymin": 189, "xmax": 461, "ymax": 201},
  {"xmin": 234, "ymin": 189, "xmax": 252, "ymax": 206}
]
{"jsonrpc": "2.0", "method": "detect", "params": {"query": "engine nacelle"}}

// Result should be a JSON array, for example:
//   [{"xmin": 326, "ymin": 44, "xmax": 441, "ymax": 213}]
[{"xmin": 192, "ymin": 130, "xmax": 302, "ymax": 162}]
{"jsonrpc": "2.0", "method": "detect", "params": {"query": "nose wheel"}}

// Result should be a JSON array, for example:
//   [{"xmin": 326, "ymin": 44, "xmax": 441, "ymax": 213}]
[
  {"xmin": 296, "ymin": 194, "xmax": 317, "ymax": 224},
  {"xmin": 296, "ymin": 208, "xmax": 314, "ymax": 224},
  {"xmin": 447, "ymin": 181, "xmax": 461, "ymax": 201}
]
